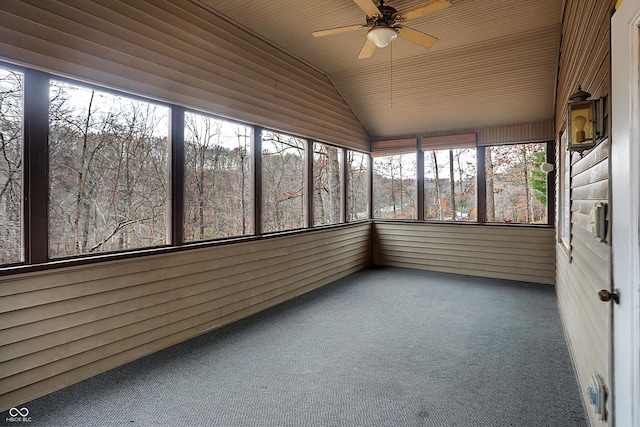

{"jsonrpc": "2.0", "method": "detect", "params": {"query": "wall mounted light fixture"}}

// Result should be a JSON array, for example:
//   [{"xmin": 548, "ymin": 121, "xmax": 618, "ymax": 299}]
[
  {"xmin": 540, "ymin": 162, "xmax": 554, "ymax": 174},
  {"xmin": 567, "ymin": 86, "xmax": 599, "ymax": 152}
]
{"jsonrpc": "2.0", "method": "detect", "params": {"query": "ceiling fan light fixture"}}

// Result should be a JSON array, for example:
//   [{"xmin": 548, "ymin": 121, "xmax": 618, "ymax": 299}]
[{"xmin": 367, "ymin": 26, "xmax": 397, "ymax": 48}]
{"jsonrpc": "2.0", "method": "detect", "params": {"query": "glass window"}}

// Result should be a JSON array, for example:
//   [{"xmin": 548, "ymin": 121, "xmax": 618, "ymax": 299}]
[
  {"xmin": 346, "ymin": 150, "xmax": 369, "ymax": 221},
  {"xmin": 372, "ymin": 153, "xmax": 417, "ymax": 219},
  {"xmin": 424, "ymin": 148, "xmax": 477, "ymax": 221},
  {"xmin": 261, "ymin": 131, "xmax": 305, "ymax": 232},
  {"xmin": 313, "ymin": 143, "xmax": 342, "ymax": 226},
  {"xmin": 0, "ymin": 67, "xmax": 23, "ymax": 264},
  {"xmin": 485, "ymin": 143, "xmax": 548, "ymax": 224},
  {"xmin": 558, "ymin": 132, "xmax": 570, "ymax": 246},
  {"xmin": 48, "ymin": 81, "xmax": 170, "ymax": 257},
  {"xmin": 184, "ymin": 112, "xmax": 253, "ymax": 241}
]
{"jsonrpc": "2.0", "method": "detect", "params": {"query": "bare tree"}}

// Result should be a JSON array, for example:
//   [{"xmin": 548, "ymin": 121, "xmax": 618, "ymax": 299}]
[
  {"xmin": 449, "ymin": 150, "xmax": 456, "ymax": 220},
  {"xmin": 185, "ymin": 113, "xmax": 222, "ymax": 239},
  {"xmin": 49, "ymin": 81, "xmax": 169, "ymax": 257},
  {"xmin": 0, "ymin": 69, "xmax": 23, "ymax": 263},
  {"xmin": 313, "ymin": 143, "xmax": 341, "ymax": 225},
  {"xmin": 346, "ymin": 151, "xmax": 368, "ymax": 220},
  {"xmin": 262, "ymin": 131, "xmax": 305, "ymax": 232},
  {"xmin": 430, "ymin": 151, "xmax": 443, "ymax": 219},
  {"xmin": 373, "ymin": 154, "xmax": 416, "ymax": 219},
  {"xmin": 486, "ymin": 148, "xmax": 496, "ymax": 222}
]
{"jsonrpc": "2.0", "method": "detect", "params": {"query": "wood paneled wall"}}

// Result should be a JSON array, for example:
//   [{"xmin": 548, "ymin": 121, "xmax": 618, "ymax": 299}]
[
  {"xmin": 555, "ymin": 1, "xmax": 615, "ymax": 425},
  {"xmin": 0, "ymin": 224, "xmax": 372, "ymax": 411},
  {"xmin": 0, "ymin": 0, "xmax": 369, "ymax": 150},
  {"xmin": 373, "ymin": 222, "xmax": 555, "ymax": 285}
]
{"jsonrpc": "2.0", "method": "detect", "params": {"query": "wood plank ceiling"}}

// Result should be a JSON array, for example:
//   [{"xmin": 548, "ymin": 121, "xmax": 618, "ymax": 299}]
[{"xmin": 193, "ymin": 0, "xmax": 562, "ymax": 140}]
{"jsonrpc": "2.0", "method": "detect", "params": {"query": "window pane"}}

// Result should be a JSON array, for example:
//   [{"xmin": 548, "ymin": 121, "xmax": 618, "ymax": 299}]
[
  {"xmin": 313, "ymin": 143, "xmax": 342, "ymax": 226},
  {"xmin": 184, "ymin": 113, "xmax": 253, "ymax": 241},
  {"xmin": 346, "ymin": 150, "xmax": 369, "ymax": 221},
  {"xmin": 0, "ymin": 68, "xmax": 23, "ymax": 264},
  {"xmin": 424, "ymin": 148, "xmax": 477, "ymax": 221},
  {"xmin": 373, "ymin": 153, "xmax": 417, "ymax": 219},
  {"xmin": 559, "ymin": 133, "xmax": 570, "ymax": 244},
  {"xmin": 262, "ymin": 131, "xmax": 305, "ymax": 232},
  {"xmin": 49, "ymin": 81, "xmax": 169, "ymax": 257},
  {"xmin": 485, "ymin": 143, "xmax": 548, "ymax": 224}
]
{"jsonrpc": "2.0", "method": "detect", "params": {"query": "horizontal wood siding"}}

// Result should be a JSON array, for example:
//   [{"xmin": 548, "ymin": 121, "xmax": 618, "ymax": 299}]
[
  {"xmin": 556, "ymin": 247, "xmax": 610, "ymax": 427},
  {"xmin": 555, "ymin": 1, "xmax": 614, "ymax": 425},
  {"xmin": 0, "ymin": 0, "xmax": 369, "ymax": 150},
  {"xmin": 0, "ymin": 223, "xmax": 372, "ymax": 411},
  {"xmin": 373, "ymin": 222, "xmax": 555, "ymax": 284}
]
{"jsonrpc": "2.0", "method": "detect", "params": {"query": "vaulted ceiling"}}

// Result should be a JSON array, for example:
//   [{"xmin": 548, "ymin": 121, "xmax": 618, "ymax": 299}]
[{"xmin": 193, "ymin": 0, "xmax": 562, "ymax": 140}]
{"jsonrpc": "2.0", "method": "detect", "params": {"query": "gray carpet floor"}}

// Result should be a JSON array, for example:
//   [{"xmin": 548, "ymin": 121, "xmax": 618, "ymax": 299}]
[{"xmin": 5, "ymin": 267, "xmax": 587, "ymax": 426}]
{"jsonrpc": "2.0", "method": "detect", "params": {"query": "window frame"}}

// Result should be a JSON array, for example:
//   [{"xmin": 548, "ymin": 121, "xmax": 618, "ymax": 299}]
[
  {"xmin": 0, "ymin": 64, "xmax": 27, "ymax": 265},
  {"xmin": 371, "ymin": 152, "xmax": 418, "ymax": 220},
  {"xmin": 482, "ymin": 141, "xmax": 551, "ymax": 225},
  {"xmin": 558, "ymin": 131, "xmax": 571, "ymax": 255},
  {"xmin": 311, "ymin": 141, "xmax": 344, "ymax": 226},
  {"xmin": 260, "ymin": 129, "xmax": 308, "ymax": 233},
  {"xmin": 182, "ymin": 109, "xmax": 255, "ymax": 242},
  {"xmin": 47, "ymin": 78, "xmax": 173, "ymax": 258},
  {"xmin": 0, "ymin": 59, "xmax": 555, "ymax": 273},
  {"xmin": 345, "ymin": 148, "xmax": 371, "ymax": 222},
  {"xmin": 421, "ymin": 146, "xmax": 478, "ymax": 223}
]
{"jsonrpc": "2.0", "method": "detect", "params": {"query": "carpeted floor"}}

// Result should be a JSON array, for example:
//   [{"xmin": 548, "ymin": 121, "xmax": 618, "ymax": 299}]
[{"xmin": 4, "ymin": 267, "xmax": 588, "ymax": 426}]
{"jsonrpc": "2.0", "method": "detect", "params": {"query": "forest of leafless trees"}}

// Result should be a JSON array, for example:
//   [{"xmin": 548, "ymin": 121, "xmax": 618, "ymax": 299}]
[
  {"xmin": 48, "ymin": 81, "xmax": 170, "ymax": 257},
  {"xmin": 372, "ymin": 144, "xmax": 547, "ymax": 223},
  {"xmin": 0, "ymin": 70, "xmax": 22, "ymax": 264}
]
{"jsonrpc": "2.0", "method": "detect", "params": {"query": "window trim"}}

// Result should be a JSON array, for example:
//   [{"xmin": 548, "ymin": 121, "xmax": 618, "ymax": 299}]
[
  {"xmin": 558, "ymin": 131, "xmax": 572, "ymax": 255},
  {"xmin": 23, "ymin": 69, "xmax": 49, "ymax": 264}
]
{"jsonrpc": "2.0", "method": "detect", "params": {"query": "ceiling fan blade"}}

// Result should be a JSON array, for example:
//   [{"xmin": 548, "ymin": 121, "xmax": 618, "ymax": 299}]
[
  {"xmin": 392, "ymin": 0, "xmax": 452, "ymax": 22},
  {"xmin": 358, "ymin": 39, "xmax": 377, "ymax": 59},
  {"xmin": 313, "ymin": 24, "xmax": 364, "ymax": 38},
  {"xmin": 396, "ymin": 26, "xmax": 438, "ymax": 49},
  {"xmin": 353, "ymin": 0, "xmax": 382, "ymax": 17}
]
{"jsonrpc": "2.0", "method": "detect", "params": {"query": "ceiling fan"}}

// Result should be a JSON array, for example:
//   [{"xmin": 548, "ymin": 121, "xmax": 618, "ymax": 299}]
[{"xmin": 312, "ymin": 0, "xmax": 451, "ymax": 59}]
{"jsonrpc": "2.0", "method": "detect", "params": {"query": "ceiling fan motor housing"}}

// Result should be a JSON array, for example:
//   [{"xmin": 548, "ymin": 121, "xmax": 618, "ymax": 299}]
[{"xmin": 377, "ymin": 1, "xmax": 398, "ymax": 24}]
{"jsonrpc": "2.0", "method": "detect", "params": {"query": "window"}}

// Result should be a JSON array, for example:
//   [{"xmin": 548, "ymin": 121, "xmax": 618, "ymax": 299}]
[
  {"xmin": 373, "ymin": 153, "xmax": 417, "ymax": 219},
  {"xmin": 424, "ymin": 148, "xmax": 477, "ymax": 221},
  {"xmin": 485, "ymin": 143, "xmax": 548, "ymax": 224},
  {"xmin": 0, "ymin": 61, "xmax": 557, "ymax": 271},
  {"xmin": 48, "ymin": 81, "xmax": 170, "ymax": 257},
  {"xmin": 0, "ymin": 67, "xmax": 23, "ymax": 264},
  {"xmin": 313, "ymin": 143, "xmax": 342, "ymax": 225},
  {"xmin": 558, "ymin": 132, "xmax": 570, "ymax": 247},
  {"xmin": 346, "ymin": 150, "xmax": 369, "ymax": 221},
  {"xmin": 261, "ymin": 131, "xmax": 306, "ymax": 232},
  {"xmin": 184, "ymin": 112, "xmax": 253, "ymax": 241}
]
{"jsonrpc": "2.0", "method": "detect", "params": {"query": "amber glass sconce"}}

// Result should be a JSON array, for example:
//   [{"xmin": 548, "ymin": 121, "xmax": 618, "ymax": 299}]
[{"xmin": 567, "ymin": 86, "xmax": 599, "ymax": 152}]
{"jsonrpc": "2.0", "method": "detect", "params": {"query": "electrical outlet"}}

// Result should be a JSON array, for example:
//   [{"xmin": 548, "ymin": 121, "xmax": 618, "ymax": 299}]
[{"xmin": 587, "ymin": 372, "xmax": 607, "ymax": 421}]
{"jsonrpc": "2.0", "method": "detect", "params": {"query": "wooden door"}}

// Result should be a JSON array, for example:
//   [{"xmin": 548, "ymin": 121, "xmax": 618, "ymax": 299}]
[{"xmin": 611, "ymin": 1, "xmax": 640, "ymax": 425}]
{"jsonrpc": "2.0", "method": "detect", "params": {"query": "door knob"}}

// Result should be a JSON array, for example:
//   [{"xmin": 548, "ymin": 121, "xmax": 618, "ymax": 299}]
[{"xmin": 598, "ymin": 289, "xmax": 620, "ymax": 304}]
